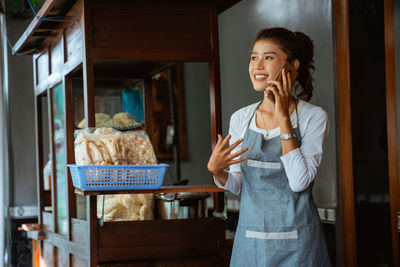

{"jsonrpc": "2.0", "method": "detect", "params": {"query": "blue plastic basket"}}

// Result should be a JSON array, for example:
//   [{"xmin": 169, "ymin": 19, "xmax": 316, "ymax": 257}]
[{"xmin": 67, "ymin": 164, "xmax": 168, "ymax": 191}]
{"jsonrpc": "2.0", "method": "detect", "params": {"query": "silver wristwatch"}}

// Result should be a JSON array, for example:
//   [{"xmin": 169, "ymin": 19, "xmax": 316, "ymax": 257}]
[{"xmin": 280, "ymin": 132, "xmax": 296, "ymax": 141}]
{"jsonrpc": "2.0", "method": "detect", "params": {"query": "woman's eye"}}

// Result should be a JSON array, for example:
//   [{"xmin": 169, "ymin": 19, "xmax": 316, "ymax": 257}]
[
  {"xmin": 265, "ymin": 56, "xmax": 273, "ymax": 60},
  {"xmin": 251, "ymin": 56, "xmax": 257, "ymax": 60}
]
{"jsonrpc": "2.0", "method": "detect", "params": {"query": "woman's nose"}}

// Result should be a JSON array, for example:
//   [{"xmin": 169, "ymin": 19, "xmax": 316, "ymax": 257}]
[{"xmin": 255, "ymin": 60, "xmax": 264, "ymax": 69}]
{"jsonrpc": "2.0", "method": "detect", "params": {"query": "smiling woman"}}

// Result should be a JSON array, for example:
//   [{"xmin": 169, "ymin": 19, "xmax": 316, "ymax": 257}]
[{"xmin": 208, "ymin": 27, "xmax": 331, "ymax": 266}]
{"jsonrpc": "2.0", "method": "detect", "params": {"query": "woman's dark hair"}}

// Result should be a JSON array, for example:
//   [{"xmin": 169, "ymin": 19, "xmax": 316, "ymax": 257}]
[{"xmin": 254, "ymin": 27, "xmax": 315, "ymax": 101}]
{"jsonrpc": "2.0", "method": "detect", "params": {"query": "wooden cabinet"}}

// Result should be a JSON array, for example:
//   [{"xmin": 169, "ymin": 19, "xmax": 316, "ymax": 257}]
[{"xmin": 13, "ymin": 0, "xmax": 239, "ymax": 266}]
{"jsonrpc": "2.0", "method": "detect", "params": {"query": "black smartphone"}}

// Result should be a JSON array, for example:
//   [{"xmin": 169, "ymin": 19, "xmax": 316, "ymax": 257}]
[
  {"xmin": 274, "ymin": 61, "xmax": 298, "ymax": 83},
  {"xmin": 266, "ymin": 61, "xmax": 298, "ymax": 102}
]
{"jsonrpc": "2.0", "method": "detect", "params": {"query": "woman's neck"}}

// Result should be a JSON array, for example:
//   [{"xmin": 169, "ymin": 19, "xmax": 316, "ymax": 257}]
[
  {"xmin": 259, "ymin": 96, "xmax": 297, "ymax": 116},
  {"xmin": 260, "ymin": 97, "xmax": 276, "ymax": 114}
]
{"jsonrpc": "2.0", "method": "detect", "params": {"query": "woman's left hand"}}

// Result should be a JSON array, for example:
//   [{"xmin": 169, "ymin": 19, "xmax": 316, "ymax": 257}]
[{"xmin": 266, "ymin": 68, "xmax": 292, "ymax": 121}]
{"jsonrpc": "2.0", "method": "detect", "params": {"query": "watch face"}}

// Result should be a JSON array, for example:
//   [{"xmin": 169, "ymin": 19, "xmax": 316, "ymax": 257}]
[
  {"xmin": 283, "ymin": 133, "xmax": 290, "ymax": 140},
  {"xmin": 281, "ymin": 133, "xmax": 295, "ymax": 140}
]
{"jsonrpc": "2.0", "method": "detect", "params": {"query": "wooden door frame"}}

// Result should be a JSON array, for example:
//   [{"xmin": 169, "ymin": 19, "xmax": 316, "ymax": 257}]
[
  {"xmin": 384, "ymin": 0, "xmax": 400, "ymax": 266},
  {"xmin": 335, "ymin": 0, "xmax": 400, "ymax": 266},
  {"xmin": 334, "ymin": 0, "xmax": 357, "ymax": 266}
]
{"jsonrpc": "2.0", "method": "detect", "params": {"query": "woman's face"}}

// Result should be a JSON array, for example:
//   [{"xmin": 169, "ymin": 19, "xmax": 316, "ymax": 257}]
[{"xmin": 249, "ymin": 38, "xmax": 288, "ymax": 92}]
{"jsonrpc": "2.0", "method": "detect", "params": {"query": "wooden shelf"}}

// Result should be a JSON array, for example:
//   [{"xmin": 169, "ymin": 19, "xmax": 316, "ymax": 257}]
[
  {"xmin": 12, "ymin": 0, "xmax": 241, "ymax": 55},
  {"xmin": 75, "ymin": 184, "xmax": 226, "ymax": 196},
  {"xmin": 19, "ymin": 0, "xmax": 231, "ymax": 264}
]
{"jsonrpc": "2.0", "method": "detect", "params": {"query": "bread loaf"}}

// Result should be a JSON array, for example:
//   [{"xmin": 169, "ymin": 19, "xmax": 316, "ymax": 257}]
[
  {"xmin": 74, "ymin": 128, "xmax": 156, "ymax": 165},
  {"xmin": 77, "ymin": 112, "xmax": 137, "ymax": 129},
  {"xmin": 113, "ymin": 112, "xmax": 136, "ymax": 126},
  {"xmin": 97, "ymin": 194, "xmax": 154, "ymax": 222},
  {"xmin": 77, "ymin": 113, "xmax": 113, "ymax": 129},
  {"xmin": 75, "ymin": 128, "xmax": 157, "ymax": 221}
]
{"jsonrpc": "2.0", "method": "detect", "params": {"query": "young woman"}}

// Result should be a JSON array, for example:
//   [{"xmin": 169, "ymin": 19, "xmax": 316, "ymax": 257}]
[{"xmin": 207, "ymin": 27, "xmax": 331, "ymax": 266}]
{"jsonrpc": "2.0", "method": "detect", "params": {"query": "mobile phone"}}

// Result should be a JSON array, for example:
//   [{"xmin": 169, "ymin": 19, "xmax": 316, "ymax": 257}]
[
  {"xmin": 266, "ymin": 61, "xmax": 298, "ymax": 102},
  {"xmin": 274, "ymin": 61, "xmax": 298, "ymax": 84}
]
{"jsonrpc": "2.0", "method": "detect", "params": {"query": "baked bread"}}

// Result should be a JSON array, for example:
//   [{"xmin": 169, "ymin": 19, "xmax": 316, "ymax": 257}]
[
  {"xmin": 75, "ymin": 128, "xmax": 157, "ymax": 221},
  {"xmin": 122, "ymin": 133, "xmax": 157, "ymax": 165},
  {"xmin": 113, "ymin": 112, "xmax": 137, "ymax": 126},
  {"xmin": 97, "ymin": 194, "xmax": 154, "ymax": 222},
  {"xmin": 75, "ymin": 129, "xmax": 157, "ymax": 165},
  {"xmin": 77, "ymin": 113, "xmax": 113, "ymax": 128}
]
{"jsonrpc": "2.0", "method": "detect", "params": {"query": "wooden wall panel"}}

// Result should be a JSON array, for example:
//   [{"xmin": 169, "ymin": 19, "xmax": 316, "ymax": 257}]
[
  {"xmin": 98, "ymin": 218, "xmax": 223, "ymax": 263},
  {"xmin": 36, "ymin": 51, "xmax": 49, "ymax": 86},
  {"xmin": 91, "ymin": 9, "xmax": 211, "ymax": 51},
  {"xmin": 65, "ymin": 15, "xmax": 83, "ymax": 64},
  {"xmin": 42, "ymin": 242, "xmax": 55, "ymax": 267},
  {"xmin": 56, "ymin": 247, "xmax": 69, "ymax": 266},
  {"xmin": 42, "ymin": 211, "xmax": 54, "ymax": 231},
  {"xmin": 72, "ymin": 255, "xmax": 88, "ymax": 267},
  {"xmin": 50, "ymin": 37, "xmax": 63, "ymax": 77},
  {"xmin": 71, "ymin": 218, "xmax": 88, "ymax": 245}
]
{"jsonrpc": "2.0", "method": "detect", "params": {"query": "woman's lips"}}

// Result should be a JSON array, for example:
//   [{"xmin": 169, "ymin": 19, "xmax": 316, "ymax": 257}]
[{"xmin": 253, "ymin": 74, "xmax": 268, "ymax": 81}]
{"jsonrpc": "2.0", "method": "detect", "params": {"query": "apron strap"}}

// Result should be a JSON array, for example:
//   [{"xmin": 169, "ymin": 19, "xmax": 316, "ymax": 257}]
[{"xmin": 246, "ymin": 101, "xmax": 262, "ymax": 130}]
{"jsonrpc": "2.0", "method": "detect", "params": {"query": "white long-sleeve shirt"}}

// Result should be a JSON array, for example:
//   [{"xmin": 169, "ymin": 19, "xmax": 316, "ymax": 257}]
[{"xmin": 214, "ymin": 100, "xmax": 329, "ymax": 195}]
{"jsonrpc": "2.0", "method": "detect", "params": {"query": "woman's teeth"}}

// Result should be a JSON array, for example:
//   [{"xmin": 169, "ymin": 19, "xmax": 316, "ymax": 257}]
[{"xmin": 255, "ymin": 74, "xmax": 267, "ymax": 80}]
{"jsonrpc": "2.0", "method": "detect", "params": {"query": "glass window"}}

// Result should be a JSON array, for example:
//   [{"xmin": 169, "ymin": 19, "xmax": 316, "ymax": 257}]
[{"xmin": 52, "ymin": 83, "xmax": 67, "ymax": 235}]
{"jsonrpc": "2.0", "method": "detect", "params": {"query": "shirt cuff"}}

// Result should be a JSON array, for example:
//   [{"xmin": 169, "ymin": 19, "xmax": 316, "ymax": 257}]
[{"xmin": 213, "ymin": 172, "xmax": 234, "ymax": 190}]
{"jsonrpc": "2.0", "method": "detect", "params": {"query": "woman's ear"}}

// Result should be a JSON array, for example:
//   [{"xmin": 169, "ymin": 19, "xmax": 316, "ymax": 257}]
[{"xmin": 291, "ymin": 59, "xmax": 300, "ymax": 70}]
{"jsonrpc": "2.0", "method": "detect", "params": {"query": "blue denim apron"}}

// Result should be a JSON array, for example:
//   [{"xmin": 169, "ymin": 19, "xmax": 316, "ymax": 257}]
[{"xmin": 230, "ymin": 101, "xmax": 331, "ymax": 267}]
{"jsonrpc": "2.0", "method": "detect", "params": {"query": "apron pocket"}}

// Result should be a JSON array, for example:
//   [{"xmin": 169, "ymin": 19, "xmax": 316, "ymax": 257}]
[
  {"xmin": 245, "ymin": 227, "xmax": 298, "ymax": 251},
  {"xmin": 247, "ymin": 159, "xmax": 281, "ymax": 169},
  {"xmin": 247, "ymin": 159, "xmax": 282, "ymax": 180},
  {"xmin": 244, "ymin": 227, "xmax": 299, "ymax": 265}
]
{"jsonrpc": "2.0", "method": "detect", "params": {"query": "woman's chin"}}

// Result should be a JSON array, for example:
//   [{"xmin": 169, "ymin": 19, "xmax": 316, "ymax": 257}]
[{"xmin": 253, "ymin": 87, "xmax": 267, "ymax": 93}]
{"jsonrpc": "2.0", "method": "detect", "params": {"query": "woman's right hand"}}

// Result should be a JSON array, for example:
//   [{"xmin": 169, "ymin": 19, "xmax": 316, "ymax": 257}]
[{"xmin": 207, "ymin": 134, "xmax": 248, "ymax": 177}]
